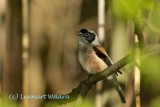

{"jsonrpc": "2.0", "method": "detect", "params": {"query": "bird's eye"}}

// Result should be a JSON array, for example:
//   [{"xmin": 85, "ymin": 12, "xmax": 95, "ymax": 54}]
[{"xmin": 85, "ymin": 33, "xmax": 89, "ymax": 37}]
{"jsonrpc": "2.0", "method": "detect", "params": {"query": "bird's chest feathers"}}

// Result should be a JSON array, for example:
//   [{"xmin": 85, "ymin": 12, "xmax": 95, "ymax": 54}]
[{"xmin": 78, "ymin": 46, "xmax": 107, "ymax": 74}]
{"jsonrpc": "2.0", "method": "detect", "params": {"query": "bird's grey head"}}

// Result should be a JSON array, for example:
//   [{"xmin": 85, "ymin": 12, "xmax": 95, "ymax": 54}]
[{"xmin": 76, "ymin": 28, "xmax": 100, "ymax": 45}]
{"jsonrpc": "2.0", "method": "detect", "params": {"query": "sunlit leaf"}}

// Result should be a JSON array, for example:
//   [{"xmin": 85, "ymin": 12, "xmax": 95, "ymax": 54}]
[{"xmin": 112, "ymin": 0, "xmax": 153, "ymax": 19}]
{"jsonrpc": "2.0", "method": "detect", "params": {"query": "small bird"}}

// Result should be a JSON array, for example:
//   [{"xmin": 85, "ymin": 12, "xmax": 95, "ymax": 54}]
[{"xmin": 76, "ymin": 28, "xmax": 126, "ymax": 103}]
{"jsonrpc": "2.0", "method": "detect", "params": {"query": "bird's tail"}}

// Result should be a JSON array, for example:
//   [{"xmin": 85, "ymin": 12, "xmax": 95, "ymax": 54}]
[{"xmin": 107, "ymin": 75, "xmax": 126, "ymax": 103}]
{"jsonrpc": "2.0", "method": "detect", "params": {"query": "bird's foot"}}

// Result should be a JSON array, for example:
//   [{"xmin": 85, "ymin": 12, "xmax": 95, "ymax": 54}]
[{"xmin": 115, "ymin": 70, "xmax": 122, "ymax": 76}]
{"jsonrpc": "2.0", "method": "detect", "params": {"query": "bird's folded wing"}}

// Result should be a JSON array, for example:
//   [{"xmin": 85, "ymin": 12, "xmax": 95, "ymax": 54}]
[{"xmin": 93, "ymin": 45, "xmax": 122, "ymax": 75}]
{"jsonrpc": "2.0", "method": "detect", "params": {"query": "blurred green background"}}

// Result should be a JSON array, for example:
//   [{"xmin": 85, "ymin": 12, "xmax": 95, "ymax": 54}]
[{"xmin": 0, "ymin": 0, "xmax": 160, "ymax": 107}]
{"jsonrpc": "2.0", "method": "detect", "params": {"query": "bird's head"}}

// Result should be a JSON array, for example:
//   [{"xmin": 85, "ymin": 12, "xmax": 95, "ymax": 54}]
[{"xmin": 76, "ymin": 28, "xmax": 100, "ymax": 45}]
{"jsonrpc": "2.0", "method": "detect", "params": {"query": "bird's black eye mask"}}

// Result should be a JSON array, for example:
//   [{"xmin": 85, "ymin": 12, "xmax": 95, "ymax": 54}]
[
  {"xmin": 84, "ymin": 33, "xmax": 95, "ymax": 43},
  {"xmin": 80, "ymin": 28, "xmax": 95, "ymax": 43}
]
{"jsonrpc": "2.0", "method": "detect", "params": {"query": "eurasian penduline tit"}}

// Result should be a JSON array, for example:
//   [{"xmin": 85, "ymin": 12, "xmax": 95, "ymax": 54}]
[{"xmin": 76, "ymin": 28, "xmax": 126, "ymax": 103}]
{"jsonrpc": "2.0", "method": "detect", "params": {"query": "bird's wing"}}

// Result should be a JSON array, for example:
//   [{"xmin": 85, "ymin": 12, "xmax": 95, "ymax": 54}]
[
  {"xmin": 93, "ymin": 45, "xmax": 122, "ymax": 75},
  {"xmin": 93, "ymin": 45, "xmax": 112, "ymax": 65}
]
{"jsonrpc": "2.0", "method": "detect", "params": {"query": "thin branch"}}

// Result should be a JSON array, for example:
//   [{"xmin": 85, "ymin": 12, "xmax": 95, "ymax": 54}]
[
  {"xmin": 134, "ymin": 36, "xmax": 141, "ymax": 107},
  {"xmin": 97, "ymin": 0, "xmax": 105, "ymax": 106},
  {"xmin": 22, "ymin": 0, "xmax": 29, "ymax": 107}
]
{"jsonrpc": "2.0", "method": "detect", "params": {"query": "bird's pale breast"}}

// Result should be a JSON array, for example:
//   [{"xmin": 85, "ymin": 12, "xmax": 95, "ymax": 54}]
[{"xmin": 78, "ymin": 46, "xmax": 108, "ymax": 74}]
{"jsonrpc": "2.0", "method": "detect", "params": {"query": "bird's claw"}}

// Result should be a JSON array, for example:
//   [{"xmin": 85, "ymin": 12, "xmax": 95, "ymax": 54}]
[{"xmin": 115, "ymin": 70, "xmax": 122, "ymax": 76}]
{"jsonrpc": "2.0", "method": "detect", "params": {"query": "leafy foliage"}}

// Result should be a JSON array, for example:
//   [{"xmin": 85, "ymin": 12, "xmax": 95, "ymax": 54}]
[{"xmin": 112, "ymin": 0, "xmax": 153, "ymax": 19}]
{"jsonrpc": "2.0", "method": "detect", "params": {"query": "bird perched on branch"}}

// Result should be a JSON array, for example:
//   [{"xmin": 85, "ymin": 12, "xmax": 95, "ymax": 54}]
[{"xmin": 76, "ymin": 28, "xmax": 126, "ymax": 103}]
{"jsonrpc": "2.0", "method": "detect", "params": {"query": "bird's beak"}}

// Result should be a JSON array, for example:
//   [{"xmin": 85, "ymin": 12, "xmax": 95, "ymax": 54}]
[{"xmin": 75, "ymin": 31, "xmax": 82, "ymax": 36}]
